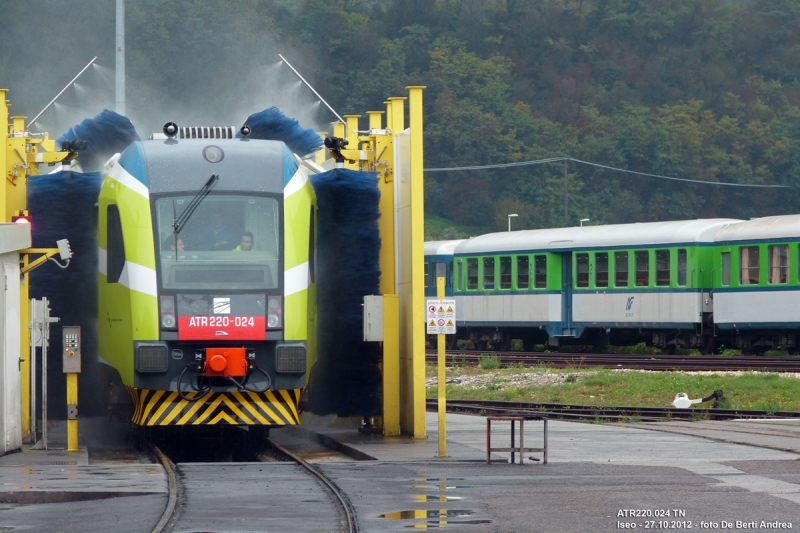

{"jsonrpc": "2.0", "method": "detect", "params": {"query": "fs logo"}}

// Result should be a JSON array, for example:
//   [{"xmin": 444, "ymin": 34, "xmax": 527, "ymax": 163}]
[
  {"xmin": 213, "ymin": 297, "xmax": 231, "ymax": 315},
  {"xmin": 625, "ymin": 296, "xmax": 635, "ymax": 317}
]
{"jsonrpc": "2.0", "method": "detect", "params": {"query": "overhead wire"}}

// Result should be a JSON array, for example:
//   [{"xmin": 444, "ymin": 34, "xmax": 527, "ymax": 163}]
[{"xmin": 424, "ymin": 156, "xmax": 789, "ymax": 188}]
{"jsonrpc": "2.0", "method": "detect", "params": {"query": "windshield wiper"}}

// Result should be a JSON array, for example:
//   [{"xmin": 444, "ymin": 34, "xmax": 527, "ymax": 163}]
[{"xmin": 173, "ymin": 173, "xmax": 219, "ymax": 235}]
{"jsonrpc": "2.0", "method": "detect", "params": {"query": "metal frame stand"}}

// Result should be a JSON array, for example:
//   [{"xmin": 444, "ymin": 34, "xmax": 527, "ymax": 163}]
[{"xmin": 486, "ymin": 416, "xmax": 548, "ymax": 465}]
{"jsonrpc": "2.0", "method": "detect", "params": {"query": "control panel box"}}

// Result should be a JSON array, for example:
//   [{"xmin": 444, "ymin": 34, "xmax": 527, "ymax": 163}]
[{"xmin": 62, "ymin": 326, "xmax": 81, "ymax": 373}]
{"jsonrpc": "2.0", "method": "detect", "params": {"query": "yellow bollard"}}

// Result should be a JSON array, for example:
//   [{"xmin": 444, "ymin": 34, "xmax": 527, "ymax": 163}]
[
  {"xmin": 66, "ymin": 373, "xmax": 78, "ymax": 451},
  {"xmin": 437, "ymin": 276, "xmax": 446, "ymax": 457}
]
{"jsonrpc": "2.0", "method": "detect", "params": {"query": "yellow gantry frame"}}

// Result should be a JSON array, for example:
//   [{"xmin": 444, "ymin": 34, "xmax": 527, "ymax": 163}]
[
  {"xmin": 2, "ymin": 89, "xmax": 72, "ymax": 440},
  {"xmin": 327, "ymin": 87, "xmax": 426, "ymax": 438}
]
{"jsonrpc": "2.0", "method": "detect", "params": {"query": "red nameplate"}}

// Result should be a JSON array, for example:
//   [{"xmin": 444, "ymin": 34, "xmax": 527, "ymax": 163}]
[{"xmin": 178, "ymin": 316, "xmax": 266, "ymax": 340}]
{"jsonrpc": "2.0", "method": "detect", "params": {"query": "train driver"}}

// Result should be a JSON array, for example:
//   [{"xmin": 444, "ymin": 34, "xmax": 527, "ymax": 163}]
[
  {"xmin": 233, "ymin": 232, "xmax": 255, "ymax": 251},
  {"xmin": 162, "ymin": 234, "xmax": 185, "ymax": 252}
]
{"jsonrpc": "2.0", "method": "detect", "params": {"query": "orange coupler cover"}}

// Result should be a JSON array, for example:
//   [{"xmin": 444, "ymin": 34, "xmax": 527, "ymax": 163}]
[{"xmin": 205, "ymin": 347, "xmax": 248, "ymax": 377}]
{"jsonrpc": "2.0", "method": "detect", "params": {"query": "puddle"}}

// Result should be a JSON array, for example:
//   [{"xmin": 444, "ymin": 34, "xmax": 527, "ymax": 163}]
[
  {"xmin": 413, "ymin": 485, "xmax": 477, "ymax": 490},
  {"xmin": 381, "ymin": 510, "xmax": 474, "ymax": 520},
  {"xmin": 405, "ymin": 520, "xmax": 492, "ymax": 529},
  {"xmin": 415, "ymin": 495, "xmax": 461, "ymax": 502}
]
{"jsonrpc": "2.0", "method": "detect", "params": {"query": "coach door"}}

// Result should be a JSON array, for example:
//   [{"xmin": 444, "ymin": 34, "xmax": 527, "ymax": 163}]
[{"xmin": 561, "ymin": 252, "xmax": 574, "ymax": 336}]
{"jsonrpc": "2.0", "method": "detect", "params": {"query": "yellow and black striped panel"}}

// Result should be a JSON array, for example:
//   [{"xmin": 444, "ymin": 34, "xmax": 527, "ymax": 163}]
[{"xmin": 126, "ymin": 386, "xmax": 301, "ymax": 426}]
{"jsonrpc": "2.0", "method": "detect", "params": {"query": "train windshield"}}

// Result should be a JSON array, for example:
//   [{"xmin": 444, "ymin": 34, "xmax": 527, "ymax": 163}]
[{"xmin": 154, "ymin": 195, "xmax": 280, "ymax": 290}]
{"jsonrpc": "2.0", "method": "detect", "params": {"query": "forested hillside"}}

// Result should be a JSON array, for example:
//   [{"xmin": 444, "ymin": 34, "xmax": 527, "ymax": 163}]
[{"xmin": 3, "ymin": 0, "xmax": 800, "ymax": 232}]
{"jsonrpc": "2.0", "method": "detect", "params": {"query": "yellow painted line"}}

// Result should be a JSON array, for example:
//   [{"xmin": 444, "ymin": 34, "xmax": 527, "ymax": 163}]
[
  {"xmin": 247, "ymin": 391, "xmax": 284, "ymax": 424},
  {"xmin": 209, "ymin": 411, "xmax": 238, "ymax": 425},
  {"xmin": 192, "ymin": 394, "xmax": 224, "ymax": 425},
  {"xmin": 265, "ymin": 390, "xmax": 294, "ymax": 423},
  {"xmin": 176, "ymin": 392, "xmax": 211, "ymax": 425},
  {"xmin": 140, "ymin": 389, "xmax": 165, "ymax": 424},
  {"xmin": 159, "ymin": 397, "xmax": 190, "ymax": 425},
  {"xmin": 147, "ymin": 391, "xmax": 179, "ymax": 426},
  {"xmin": 219, "ymin": 395, "xmax": 253, "ymax": 425},
  {"xmin": 278, "ymin": 389, "xmax": 300, "ymax": 422},
  {"xmin": 232, "ymin": 391, "xmax": 269, "ymax": 424}
]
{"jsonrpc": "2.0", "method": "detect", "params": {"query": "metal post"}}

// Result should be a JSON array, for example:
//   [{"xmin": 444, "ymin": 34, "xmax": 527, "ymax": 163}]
[
  {"xmin": 437, "ymin": 276, "xmax": 446, "ymax": 457},
  {"xmin": 67, "ymin": 373, "xmax": 78, "ymax": 451},
  {"xmin": 563, "ymin": 158, "xmax": 568, "ymax": 227},
  {"xmin": 29, "ymin": 299, "xmax": 38, "ymax": 443},
  {"xmin": 116, "ymin": 0, "xmax": 126, "ymax": 116}
]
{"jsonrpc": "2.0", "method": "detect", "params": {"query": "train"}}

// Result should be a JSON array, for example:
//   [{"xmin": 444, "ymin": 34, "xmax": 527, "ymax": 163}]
[
  {"xmin": 425, "ymin": 215, "xmax": 800, "ymax": 355},
  {"xmin": 98, "ymin": 125, "xmax": 317, "ymax": 433}
]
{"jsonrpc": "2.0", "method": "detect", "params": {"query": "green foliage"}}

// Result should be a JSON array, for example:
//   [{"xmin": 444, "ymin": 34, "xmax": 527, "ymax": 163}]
[{"xmin": 478, "ymin": 354, "xmax": 501, "ymax": 370}]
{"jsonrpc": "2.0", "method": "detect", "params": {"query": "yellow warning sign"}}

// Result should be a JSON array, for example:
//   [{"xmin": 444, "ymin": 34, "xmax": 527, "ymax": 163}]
[
  {"xmin": 426, "ymin": 299, "xmax": 457, "ymax": 334},
  {"xmin": 446, "ymin": 320, "xmax": 454, "ymax": 326},
  {"xmin": 446, "ymin": 306, "xmax": 453, "ymax": 313},
  {"xmin": 438, "ymin": 306, "xmax": 444, "ymax": 313},
  {"xmin": 429, "ymin": 320, "xmax": 436, "ymax": 326}
]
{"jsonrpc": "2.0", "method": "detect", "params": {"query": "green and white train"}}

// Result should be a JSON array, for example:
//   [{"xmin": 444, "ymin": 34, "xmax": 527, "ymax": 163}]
[
  {"xmin": 98, "ymin": 126, "xmax": 316, "ymax": 427},
  {"xmin": 426, "ymin": 216, "xmax": 800, "ymax": 354}
]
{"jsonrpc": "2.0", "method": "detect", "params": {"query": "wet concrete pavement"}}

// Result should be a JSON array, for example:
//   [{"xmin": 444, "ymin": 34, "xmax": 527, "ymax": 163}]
[{"xmin": 0, "ymin": 412, "xmax": 798, "ymax": 532}]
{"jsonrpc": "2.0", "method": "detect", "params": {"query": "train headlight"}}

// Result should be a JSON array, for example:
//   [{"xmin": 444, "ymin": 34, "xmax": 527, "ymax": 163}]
[
  {"xmin": 160, "ymin": 296, "xmax": 177, "ymax": 330},
  {"xmin": 161, "ymin": 314, "xmax": 176, "ymax": 329},
  {"xmin": 267, "ymin": 296, "xmax": 282, "ymax": 328}
]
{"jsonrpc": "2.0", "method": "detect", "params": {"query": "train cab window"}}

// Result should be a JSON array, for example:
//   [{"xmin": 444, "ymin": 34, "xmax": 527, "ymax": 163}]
[
  {"xmin": 535, "ymin": 255, "xmax": 547, "ymax": 288},
  {"xmin": 576, "ymin": 253, "xmax": 589, "ymax": 287},
  {"xmin": 635, "ymin": 250, "xmax": 649, "ymax": 286},
  {"xmin": 500, "ymin": 256, "xmax": 512, "ymax": 289},
  {"xmin": 517, "ymin": 256, "xmax": 529, "ymax": 289},
  {"xmin": 656, "ymin": 250, "xmax": 670, "ymax": 286},
  {"xmin": 769, "ymin": 245, "xmax": 789, "ymax": 284},
  {"xmin": 615, "ymin": 252, "xmax": 629, "ymax": 287},
  {"xmin": 467, "ymin": 258, "xmax": 478, "ymax": 289},
  {"xmin": 721, "ymin": 252, "xmax": 731, "ymax": 286},
  {"xmin": 106, "ymin": 204, "xmax": 125, "ymax": 284},
  {"xmin": 740, "ymin": 246, "xmax": 760, "ymax": 285},
  {"xmin": 154, "ymin": 195, "xmax": 280, "ymax": 290},
  {"xmin": 483, "ymin": 257, "xmax": 495, "ymax": 289},
  {"xmin": 424, "ymin": 262, "xmax": 429, "ymax": 289},
  {"xmin": 595, "ymin": 252, "xmax": 608, "ymax": 288},
  {"xmin": 677, "ymin": 249, "xmax": 687, "ymax": 286}
]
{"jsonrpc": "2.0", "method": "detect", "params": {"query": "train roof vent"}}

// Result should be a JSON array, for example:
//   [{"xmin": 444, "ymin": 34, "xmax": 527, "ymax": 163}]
[{"xmin": 150, "ymin": 126, "xmax": 237, "ymax": 140}]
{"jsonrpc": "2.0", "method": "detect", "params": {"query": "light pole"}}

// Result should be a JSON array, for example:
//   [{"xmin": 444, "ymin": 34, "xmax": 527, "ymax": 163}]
[
  {"xmin": 508, "ymin": 213, "xmax": 518, "ymax": 232},
  {"xmin": 580, "ymin": 218, "xmax": 590, "ymax": 227}
]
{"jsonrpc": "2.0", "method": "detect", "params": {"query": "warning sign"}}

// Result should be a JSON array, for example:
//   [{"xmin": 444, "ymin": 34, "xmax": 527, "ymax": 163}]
[{"xmin": 426, "ymin": 299, "xmax": 456, "ymax": 334}]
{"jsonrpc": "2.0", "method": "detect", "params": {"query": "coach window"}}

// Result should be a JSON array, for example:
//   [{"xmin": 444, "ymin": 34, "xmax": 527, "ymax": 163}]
[
  {"xmin": 483, "ymin": 257, "xmax": 495, "ymax": 289},
  {"xmin": 635, "ymin": 250, "xmax": 649, "ymax": 286},
  {"xmin": 721, "ymin": 252, "xmax": 731, "ymax": 286},
  {"xmin": 500, "ymin": 256, "xmax": 512, "ymax": 289},
  {"xmin": 576, "ymin": 253, "xmax": 589, "ymax": 287},
  {"xmin": 107, "ymin": 204, "xmax": 125, "ymax": 284},
  {"xmin": 467, "ymin": 258, "xmax": 478, "ymax": 289},
  {"xmin": 595, "ymin": 252, "xmax": 608, "ymax": 288},
  {"xmin": 615, "ymin": 251, "xmax": 629, "ymax": 287},
  {"xmin": 740, "ymin": 246, "xmax": 760, "ymax": 285},
  {"xmin": 449, "ymin": 261, "xmax": 454, "ymax": 288},
  {"xmin": 456, "ymin": 259, "xmax": 463, "ymax": 291},
  {"xmin": 656, "ymin": 250, "xmax": 670, "ymax": 286},
  {"xmin": 677, "ymin": 249, "xmax": 687, "ymax": 286},
  {"xmin": 768, "ymin": 245, "xmax": 789, "ymax": 284},
  {"xmin": 424, "ymin": 262, "xmax": 429, "ymax": 289},
  {"xmin": 535, "ymin": 255, "xmax": 547, "ymax": 288},
  {"xmin": 517, "ymin": 256, "xmax": 529, "ymax": 289}
]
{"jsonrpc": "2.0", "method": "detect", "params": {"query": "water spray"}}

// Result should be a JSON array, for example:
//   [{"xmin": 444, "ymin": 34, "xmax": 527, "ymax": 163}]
[
  {"xmin": 277, "ymin": 53, "xmax": 346, "ymax": 134},
  {"xmin": 28, "ymin": 56, "xmax": 98, "ymax": 130}
]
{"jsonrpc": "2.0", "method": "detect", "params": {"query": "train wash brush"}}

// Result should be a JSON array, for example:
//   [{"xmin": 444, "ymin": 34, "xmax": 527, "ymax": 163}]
[
  {"xmin": 307, "ymin": 168, "xmax": 382, "ymax": 417},
  {"xmin": 241, "ymin": 106, "xmax": 323, "ymax": 156},
  {"xmin": 28, "ymin": 170, "xmax": 106, "ymax": 418},
  {"xmin": 57, "ymin": 109, "xmax": 140, "ymax": 173}
]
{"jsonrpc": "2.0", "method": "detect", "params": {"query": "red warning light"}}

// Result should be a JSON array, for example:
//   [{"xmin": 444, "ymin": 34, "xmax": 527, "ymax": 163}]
[{"xmin": 12, "ymin": 216, "xmax": 29, "ymax": 224}]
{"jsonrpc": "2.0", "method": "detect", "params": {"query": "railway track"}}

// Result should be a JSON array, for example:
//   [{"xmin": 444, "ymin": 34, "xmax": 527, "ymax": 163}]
[
  {"xmin": 427, "ymin": 398, "xmax": 800, "ymax": 422},
  {"xmin": 426, "ymin": 350, "xmax": 800, "ymax": 372},
  {"xmin": 148, "ymin": 430, "xmax": 358, "ymax": 533}
]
